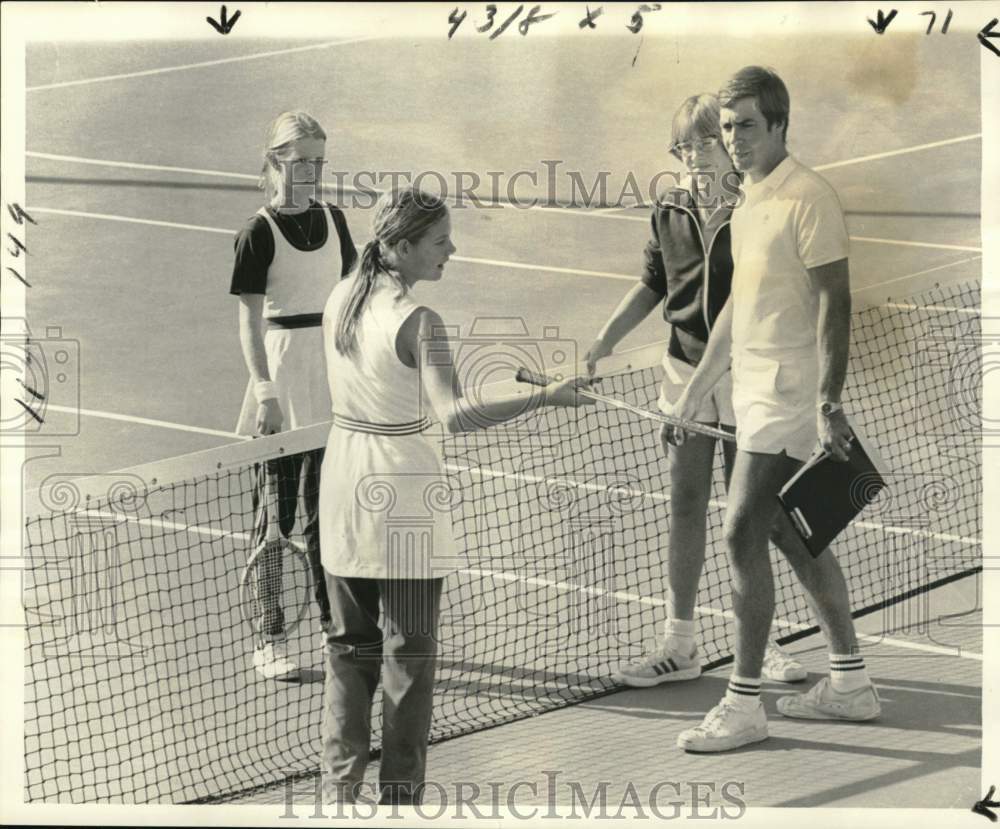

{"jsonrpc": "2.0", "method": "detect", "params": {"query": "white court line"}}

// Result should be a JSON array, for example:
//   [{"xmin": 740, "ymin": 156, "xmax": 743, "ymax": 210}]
[
  {"xmin": 45, "ymin": 404, "xmax": 239, "ymax": 440},
  {"xmin": 25, "ymin": 205, "xmax": 638, "ymax": 280},
  {"xmin": 851, "ymin": 236, "xmax": 981, "ymax": 253},
  {"xmin": 25, "ymin": 151, "xmax": 370, "ymax": 197},
  {"xmin": 861, "ymin": 255, "xmax": 982, "ymax": 292},
  {"xmin": 813, "ymin": 133, "xmax": 982, "ymax": 172},
  {"xmin": 23, "ymin": 152, "xmax": 620, "ymax": 219},
  {"xmin": 462, "ymin": 569, "xmax": 982, "ymax": 661},
  {"xmin": 860, "ymin": 255, "xmax": 982, "ymax": 316},
  {"xmin": 871, "ymin": 683, "xmax": 982, "ymax": 699},
  {"xmin": 25, "ymin": 152, "xmax": 981, "ymax": 249},
  {"xmin": 25, "ymin": 38, "xmax": 376, "ymax": 92},
  {"xmin": 884, "ymin": 303, "xmax": 979, "ymax": 315},
  {"xmin": 27, "ymin": 151, "xmax": 260, "ymax": 181},
  {"xmin": 23, "ymin": 154, "xmax": 978, "ymax": 246},
  {"xmin": 26, "ymin": 205, "xmax": 985, "ymax": 284},
  {"xmin": 79, "ymin": 509, "xmax": 248, "ymax": 542},
  {"xmin": 455, "ymin": 255, "xmax": 634, "ymax": 281},
  {"xmin": 27, "ymin": 207, "xmax": 233, "ymax": 236},
  {"xmin": 594, "ymin": 132, "xmax": 983, "ymax": 215},
  {"xmin": 445, "ymin": 462, "xmax": 670, "ymax": 504},
  {"xmin": 44, "ymin": 439, "xmax": 984, "ymax": 547},
  {"xmin": 713, "ymin": 492, "xmax": 978, "ymax": 548},
  {"xmin": 573, "ymin": 213, "xmax": 986, "ymax": 247},
  {"xmin": 58, "ymin": 476, "xmax": 983, "ymax": 662},
  {"xmin": 65, "ymin": 506, "xmax": 980, "ymax": 662}
]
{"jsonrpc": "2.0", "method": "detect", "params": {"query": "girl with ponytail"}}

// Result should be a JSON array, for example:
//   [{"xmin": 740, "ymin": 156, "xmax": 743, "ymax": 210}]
[
  {"xmin": 230, "ymin": 110, "xmax": 357, "ymax": 680},
  {"xmin": 318, "ymin": 187, "xmax": 591, "ymax": 805}
]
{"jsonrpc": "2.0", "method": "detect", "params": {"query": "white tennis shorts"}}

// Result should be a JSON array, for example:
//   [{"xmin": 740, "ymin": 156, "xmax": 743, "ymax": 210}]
[
  {"xmin": 731, "ymin": 349, "xmax": 818, "ymax": 462},
  {"xmin": 658, "ymin": 353, "xmax": 735, "ymax": 427}
]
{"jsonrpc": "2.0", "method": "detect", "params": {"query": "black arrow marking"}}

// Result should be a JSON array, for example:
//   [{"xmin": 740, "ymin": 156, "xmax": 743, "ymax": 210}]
[
  {"xmin": 579, "ymin": 5, "xmax": 603, "ymax": 29},
  {"xmin": 979, "ymin": 18, "xmax": 1000, "ymax": 57},
  {"xmin": 207, "ymin": 5, "xmax": 241, "ymax": 35},
  {"xmin": 973, "ymin": 785, "xmax": 999, "ymax": 822},
  {"xmin": 867, "ymin": 9, "xmax": 898, "ymax": 34}
]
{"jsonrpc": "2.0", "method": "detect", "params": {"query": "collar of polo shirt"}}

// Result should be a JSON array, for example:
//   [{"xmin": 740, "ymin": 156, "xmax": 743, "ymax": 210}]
[{"xmin": 752, "ymin": 154, "xmax": 798, "ymax": 194}]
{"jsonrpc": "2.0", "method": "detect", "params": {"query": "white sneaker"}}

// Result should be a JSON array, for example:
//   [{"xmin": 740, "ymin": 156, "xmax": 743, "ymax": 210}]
[
  {"xmin": 677, "ymin": 698, "xmax": 768, "ymax": 753},
  {"xmin": 253, "ymin": 639, "xmax": 299, "ymax": 680},
  {"xmin": 613, "ymin": 641, "xmax": 701, "ymax": 687},
  {"xmin": 762, "ymin": 642, "xmax": 807, "ymax": 682},
  {"xmin": 777, "ymin": 677, "xmax": 881, "ymax": 721}
]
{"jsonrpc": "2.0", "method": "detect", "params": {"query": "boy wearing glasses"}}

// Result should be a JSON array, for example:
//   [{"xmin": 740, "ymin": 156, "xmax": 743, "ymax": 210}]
[{"xmin": 586, "ymin": 93, "xmax": 806, "ymax": 690}]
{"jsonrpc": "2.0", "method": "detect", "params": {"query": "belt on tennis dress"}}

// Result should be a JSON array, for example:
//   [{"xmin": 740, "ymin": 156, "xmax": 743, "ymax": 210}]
[
  {"xmin": 332, "ymin": 413, "xmax": 431, "ymax": 435},
  {"xmin": 267, "ymin": 313, "xmax": 323, "ymax": 329}
]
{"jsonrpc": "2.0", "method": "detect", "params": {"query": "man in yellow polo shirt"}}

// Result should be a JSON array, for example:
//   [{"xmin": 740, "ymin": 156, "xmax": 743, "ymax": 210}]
[{"xmin": 672, "ymin": 66, "xmax": 880, "ymax": 753}]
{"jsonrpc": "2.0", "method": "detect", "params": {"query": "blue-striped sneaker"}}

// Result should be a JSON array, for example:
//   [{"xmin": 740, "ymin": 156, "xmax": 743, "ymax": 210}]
[
  {"xmin": 613, "ymin": 641, "xmax": 701, "ymax": 687},
  {"xmin": 777, "ymin": 677, "xmax": 881, "ymax": 721}
]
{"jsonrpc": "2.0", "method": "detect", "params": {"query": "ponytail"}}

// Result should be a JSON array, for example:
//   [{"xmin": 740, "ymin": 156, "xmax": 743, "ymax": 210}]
[
  {"xmin": 334, "ymin": 240, "xmax": 383, "ymax": 355},
  {"xmin": 334, "ymin": 187, "xmax": 448, "ymax": 355}
]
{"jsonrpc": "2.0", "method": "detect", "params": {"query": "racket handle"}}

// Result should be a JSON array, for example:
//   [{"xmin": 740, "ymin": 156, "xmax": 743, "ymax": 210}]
[{"xmin": 515, "ymin": 367, "xmax": 553, "ymax": 387}]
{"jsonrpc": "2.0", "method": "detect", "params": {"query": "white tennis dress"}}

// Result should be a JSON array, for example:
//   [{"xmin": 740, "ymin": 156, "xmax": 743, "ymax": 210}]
[
  {"xmin": 319, "ymin": 273, "xmax": 461, "ymax": 580},
  {"xmin": 234, "ymin": 205, "xmax": 342, "ymax": 435}
]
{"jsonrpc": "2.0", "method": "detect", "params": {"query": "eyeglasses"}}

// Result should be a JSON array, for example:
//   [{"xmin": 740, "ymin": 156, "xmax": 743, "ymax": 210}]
[{"xmin": 671, "ymin": 135, "xmax": 721, "ymax": 158}]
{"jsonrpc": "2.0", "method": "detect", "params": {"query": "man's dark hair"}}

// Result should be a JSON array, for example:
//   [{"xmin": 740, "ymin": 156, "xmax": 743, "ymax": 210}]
[{"xmin": 718, "ymin": 66, "xmax": 790, "ymax": 142}]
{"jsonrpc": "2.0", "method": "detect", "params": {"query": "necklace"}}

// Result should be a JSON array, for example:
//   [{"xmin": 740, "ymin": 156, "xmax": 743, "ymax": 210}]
[
  {"xmin": 292, "ymin": 204, "xmax": 314, "ymax": 244},
  {"xmin": 304, "ymin": 205, "xmax": 315, "ymax": 242}
]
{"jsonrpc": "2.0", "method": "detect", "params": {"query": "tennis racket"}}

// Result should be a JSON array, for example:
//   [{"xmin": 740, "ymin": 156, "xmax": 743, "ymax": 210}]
[
  {"xmin": 515, "ymin": 367, "xmax": 735, "ymax": 443},
  {"xmin": 239, "ymin": 462, "xmax": 312, "ymax": 638}
]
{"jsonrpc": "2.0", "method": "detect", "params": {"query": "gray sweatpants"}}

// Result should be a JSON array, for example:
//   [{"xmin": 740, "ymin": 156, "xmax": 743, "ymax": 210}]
[{"xmin": 321, "ymin": 572, "xmax": 444, "ymax": 805}]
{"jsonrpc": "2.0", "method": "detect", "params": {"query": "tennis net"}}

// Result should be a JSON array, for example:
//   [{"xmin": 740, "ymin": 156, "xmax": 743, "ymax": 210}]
[{"xmin": 22, "ymin": 279, "xmax": 982, "ymax": 803}]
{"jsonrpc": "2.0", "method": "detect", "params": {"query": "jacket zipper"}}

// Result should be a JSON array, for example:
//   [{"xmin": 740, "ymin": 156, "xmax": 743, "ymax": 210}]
[{"xmin": 671, "ymin": 202, "xmax": 730, "ymax": 333}]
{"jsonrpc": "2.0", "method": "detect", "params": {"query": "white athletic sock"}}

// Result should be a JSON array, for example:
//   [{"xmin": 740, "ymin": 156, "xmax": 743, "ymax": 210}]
[
  {"xmin": 725, "ymin": 674, "xmax": 761, "ymax": 710},
  {"xmin": 662, "ymin": 618, "xmax": 696, "ymax": 656},
  {"xmin": 829, "ymin": 653, "xmax": 871, "ymax": 692}
]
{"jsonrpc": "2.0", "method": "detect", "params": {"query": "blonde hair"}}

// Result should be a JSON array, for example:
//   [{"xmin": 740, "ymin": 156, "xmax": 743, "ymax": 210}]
[
  {"xmin": 258, "ymin": 111, "xmax": 327, "ymax": 207},
  {"xmin": 670, "ymin": 94, "xmax": 723, "ymax": 158},
  {"xmin": 334, "ymin": 188, "xmax": 449, "ymax": 355}
]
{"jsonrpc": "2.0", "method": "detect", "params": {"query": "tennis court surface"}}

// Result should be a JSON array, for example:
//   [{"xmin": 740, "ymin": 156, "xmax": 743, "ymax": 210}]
[{"xmin": 11, "ymin": 15, "xmax": 986, "ymax": 817}]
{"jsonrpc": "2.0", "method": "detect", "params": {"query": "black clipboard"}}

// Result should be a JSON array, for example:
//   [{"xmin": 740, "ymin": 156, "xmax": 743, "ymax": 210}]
[{"xmin": 777, "ymin": 426, "xmax": 889, "ymax": 557}]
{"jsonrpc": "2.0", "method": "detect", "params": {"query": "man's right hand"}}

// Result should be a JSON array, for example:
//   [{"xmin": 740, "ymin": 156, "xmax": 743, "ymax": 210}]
[
  {"xmin": 584, "ymin": 338, "xmax": 613, "ymax": 377},
  {"xmin": 664, "ymin": 388, "xmax": 705, "ymax": 447},
  {"xmin": 256, "ymin": 399, "xmax": 284, "ymax": 435}
]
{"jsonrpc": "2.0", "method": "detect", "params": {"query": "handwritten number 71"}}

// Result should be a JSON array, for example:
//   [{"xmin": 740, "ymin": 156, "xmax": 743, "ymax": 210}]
[{"xmin": 920, "ymin": 9, "xmax": 952, "ymax": 34}]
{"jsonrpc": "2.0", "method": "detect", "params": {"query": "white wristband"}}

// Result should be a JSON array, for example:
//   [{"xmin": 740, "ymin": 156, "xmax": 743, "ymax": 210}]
[{"xmin": 254, "ymin": 381, "xmax": 278, "ymax": 404}]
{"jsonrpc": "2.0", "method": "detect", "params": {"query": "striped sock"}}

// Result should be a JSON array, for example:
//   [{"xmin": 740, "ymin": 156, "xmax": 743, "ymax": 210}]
[
  {"xmin": 829, "ymin": 653, "xmax": 870, "ymax": 692},
  {"xmin": 725, "ymin": 674, "xmax": 762, "ymax": 710},
  {"xmin": 663, "ymin": 618, "xmax": 696, "ymax": 656}
]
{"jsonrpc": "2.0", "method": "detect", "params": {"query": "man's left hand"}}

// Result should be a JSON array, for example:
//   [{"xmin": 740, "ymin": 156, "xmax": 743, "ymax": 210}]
[{"xmin": 818, "ymin": 410, "xmax": 852, "ymax": 461}]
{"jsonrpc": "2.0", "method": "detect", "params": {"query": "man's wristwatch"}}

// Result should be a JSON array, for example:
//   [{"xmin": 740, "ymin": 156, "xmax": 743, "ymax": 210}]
[{"xmin": 818, "ymin": 401, "xmax": 843, "ymax": 417}]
